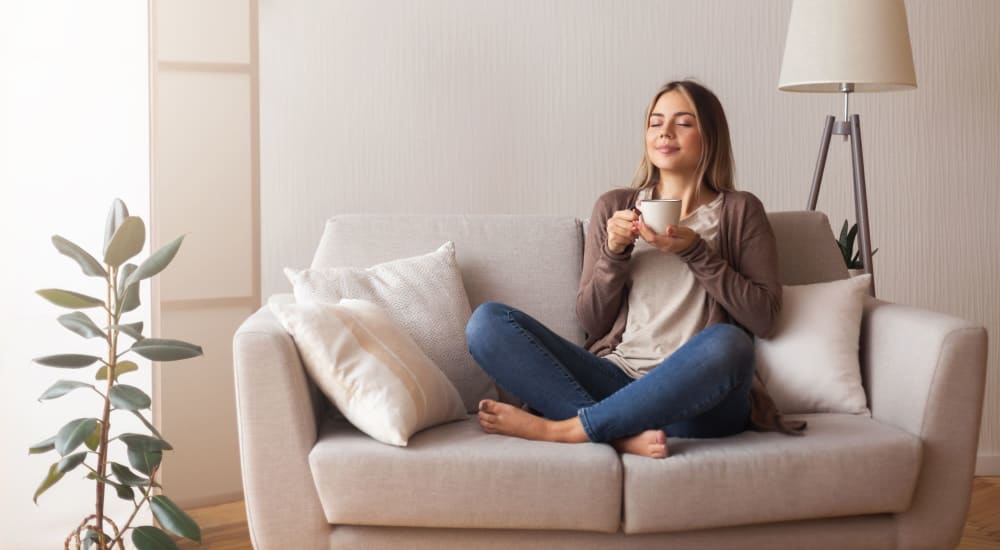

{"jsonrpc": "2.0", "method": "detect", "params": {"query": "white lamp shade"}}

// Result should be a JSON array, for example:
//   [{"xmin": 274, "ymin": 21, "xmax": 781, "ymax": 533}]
[{"xmin": 779, "ymin": 0, "xmax": 917, "ymax": 93}]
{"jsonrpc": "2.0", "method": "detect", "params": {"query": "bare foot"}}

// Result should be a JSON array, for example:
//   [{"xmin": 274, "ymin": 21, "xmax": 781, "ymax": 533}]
[
  {"xmin": 477, "ymin": 399, "xmax": 588, "ymax": 443},
  {"xmin": 612, "ymin": 430, "xmax": 669, "ymax": 459}
]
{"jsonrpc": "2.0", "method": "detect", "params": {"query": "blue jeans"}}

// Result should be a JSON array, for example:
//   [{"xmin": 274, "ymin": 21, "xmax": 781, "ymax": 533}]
[{"xmin": 465, "ymin": 302, "xmax": 754, "ymax": 443}]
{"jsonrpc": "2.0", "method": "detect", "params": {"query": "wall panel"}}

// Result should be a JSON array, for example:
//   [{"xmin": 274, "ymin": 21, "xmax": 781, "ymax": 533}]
[
  {"xmin": 156, "ymin": 0, "xmax": 251, "ymax": 64},
  {"xmin": 151, "ymin": 0, "xmax": 258, "ymax": 507},
  {"xmin": 155, "ymin": 71, "xmax": 254, "ymax": 301},
  {"xmin": 157, "ymin": 304, "xmax": 251, "ymax": 505}
]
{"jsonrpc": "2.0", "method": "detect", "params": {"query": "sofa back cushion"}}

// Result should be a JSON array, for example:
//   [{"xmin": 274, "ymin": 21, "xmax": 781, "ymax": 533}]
[
  {"xmin": 311, "ymin": 214, "xmax": 586, "ymax": 345},
  {"xmin": 309, "ymin": 210, "xmax": 844, "ymax": 348},
  {"xmin": 767, "ymin": 210, "xmax": 848, "ymax": 285}
]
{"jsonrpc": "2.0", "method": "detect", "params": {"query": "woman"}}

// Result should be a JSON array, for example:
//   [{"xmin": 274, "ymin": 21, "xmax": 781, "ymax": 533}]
[{"xmin": 465, "ymin": 80, "xmax": 804, "ymax": 459}]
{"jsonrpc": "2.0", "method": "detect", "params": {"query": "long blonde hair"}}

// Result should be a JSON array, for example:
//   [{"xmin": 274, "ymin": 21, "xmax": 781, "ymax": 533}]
[{"xmin": 631, "ymin": 80, "xmax": 736, "ymax": 195}]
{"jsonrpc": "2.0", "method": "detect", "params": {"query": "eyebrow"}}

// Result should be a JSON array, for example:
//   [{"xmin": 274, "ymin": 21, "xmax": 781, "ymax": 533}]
[{"xmin": 650, "ymin": 111, "xmax": 696, "ymax": 118}]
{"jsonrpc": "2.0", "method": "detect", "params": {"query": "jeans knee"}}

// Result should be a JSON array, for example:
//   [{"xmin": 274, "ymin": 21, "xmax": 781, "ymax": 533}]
[
  {"xmin": 704, "ymin": 324, "xmax": 755, "ymax": 380},
  {"xmin": 466, "ymin": 301, "xmax": 509, "ymax": 354}
]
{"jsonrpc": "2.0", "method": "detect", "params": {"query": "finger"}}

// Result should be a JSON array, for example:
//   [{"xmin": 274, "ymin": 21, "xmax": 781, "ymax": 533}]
[
  {"xmin": 665, "ymin": 225, "xmax": 689, "ymax": 238},
  {"xmin": 636, "ymin": 220, "xmax": 656, "ymax": 241},
  {"xmin": 612, "ymin": 210, "xmax": 638, "ymax": 222},
  {"xmin": 610, "ymin": 219, "xmax": 636, "ymax": 235}
]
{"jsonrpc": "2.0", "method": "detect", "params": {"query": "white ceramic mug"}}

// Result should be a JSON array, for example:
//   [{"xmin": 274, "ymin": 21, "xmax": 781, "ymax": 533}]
[{"xmin": 639, "ymin": 199, "xmax": 682, "ymax": 234}]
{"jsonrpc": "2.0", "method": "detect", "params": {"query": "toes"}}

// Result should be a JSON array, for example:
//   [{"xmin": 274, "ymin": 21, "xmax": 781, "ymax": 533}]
[
  {"xmin": 479, "ymin": 399, "xmax": 497, "ymax": 413},
  {"xmin": 478, "ymin": 417, "xmax": 495, "ymax": 433},
  {"xmin": 646, "ymin": 440, "xmax": 666, "ymax": 458}
]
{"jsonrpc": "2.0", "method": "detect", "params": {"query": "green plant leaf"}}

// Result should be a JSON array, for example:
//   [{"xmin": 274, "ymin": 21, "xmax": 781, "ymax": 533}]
[
  {"xmin": 119, "ymin": 433, "xmax": 173, "ymax": 452},
  {"xmin": 82, "ymin": 529, "xmax": 99, "ymax": 550},
  {"xmin": 127, "ymin": 447, "xmax": 163, "ymax": 476},
  {"xmin": 115, "ymin": 483, "xmax": 136, "ymax": 501},
  {"xmin": 29, "ymin": 436, "xmax": 56, "ymax": 455},
  {"xmin": 132, "ymin": 525, "xmax": 179, "ymax": 550},
  {"xmin": 112, "ymin": 322, "xmax": 144, "ymax": 341},
  {"xmin": 57, "ymin": 311, "xmax": 105, "ymax": 339},
  {"xmin": 51, "ymin": 235, "xmax": 107, "ymax": 278},
  {"xmin": 104, "ymin": 216, "xmax": 145, "ymax": 268},
  {"xmin": 55, "ymin": 418, "xmax": 99, "ymax": 456},
  {"xmin": 33, "ymin": 354, "xmax": 102, "ymax": 368},
  {"xmin": 84, "ymin": 421, "xmax": 102, "ymax": 451},
  {"xmin": 117, "ymin": 262, "xmax": 136, "ymax": 289},
  {"xmin": 109, "ymin": 384, "xmax": 151, "ymax": 410},
  {"xmin": 81, "ymin": 529, "xmax": 114, "ymax": 550},
  {"xmin": 86, "ymin": 471, "xmax": 111, "ymax": 483},
  {"xmin": 96, "ymin": 360, "xmax": 139, "ymax": 381},
  {"xmin": 130, "ymin": 410, "xmax": 164, "ymax": 440},
  {"xmin": 151, "ymin": 495, "xmax": 202, "ymax": 542},
  {"xmin": 125, "ymin": 235, "xmax": 184, "ymax": 289},
  {"xmin": 110, "ymin": 462, "xmax": 150, "ymax": 487},
  {"xmin": 104, "ymin": 199, "xmax": 129, "ymax": 255},
  {"xmin": 36, "ymin": 289, "xmax": 104, "ymax": 309},
  {"xmin": 838, "ymin": 220, "xmax": 849, "ymax": 243},
  {"xmin": 33, "ymin": 462, "xmax": 65, "ymax": 504},
  {"xmin": 117, "ymin": 263, "xmax": 141, "ymax": 313},
  {"xmin": 130, "ymin": 338, "xmax": 203, "ymax": 361},
  {"xmin": 56, "ymin": 451, "xmax": 88, "ymax": 474},
  {"xmin": 847, "ymin": 223, "xmax": 858, "ymax": 249},
  {"xmin": 38, "ymin": 380, "xmax": 94, "ymax": 401}
]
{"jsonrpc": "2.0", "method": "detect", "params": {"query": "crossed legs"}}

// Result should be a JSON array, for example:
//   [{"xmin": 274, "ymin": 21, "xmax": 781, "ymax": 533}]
[{"xmin": 465, "ymin": 302, "xmax": 754, "ymax": 459}]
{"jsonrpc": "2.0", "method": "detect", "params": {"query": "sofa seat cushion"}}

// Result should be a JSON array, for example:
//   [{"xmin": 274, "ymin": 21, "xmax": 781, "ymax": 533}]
[
  {"xmin": 309, "ymin": 415, "xmax": 622, "ymax": 533},
  {"xmin": 621, "ymin": 413, "xmax": 921, "ymax": 534}
]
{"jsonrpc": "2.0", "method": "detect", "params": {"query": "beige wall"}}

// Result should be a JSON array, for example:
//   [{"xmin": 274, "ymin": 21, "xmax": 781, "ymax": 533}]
[
  {"xmin": 258, "ymin": 0, "xmax": 1000, "ymax": 474},
  {"xmin": 151, "ymin": 0, "xmax": 259, "ymax": 506}
]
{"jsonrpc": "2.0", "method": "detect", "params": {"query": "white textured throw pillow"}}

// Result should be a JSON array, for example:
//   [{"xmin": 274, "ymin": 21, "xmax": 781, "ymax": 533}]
[
  {"xmin": 755, "ymin": 274, "xmax": 872, "ymax": 415},
  {"xmin": 284, "ymin": 241, "xmax": 496, "ymax": 412},
  {"xmin": 271, "ymin": 299, "xmax": 467, "ymax": 446}
]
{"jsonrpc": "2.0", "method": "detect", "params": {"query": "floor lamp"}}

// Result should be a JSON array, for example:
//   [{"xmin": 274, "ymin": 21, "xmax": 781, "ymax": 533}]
[{"xmin": 778, "ymin": 0, "xmax": 917, "ymax": 297}]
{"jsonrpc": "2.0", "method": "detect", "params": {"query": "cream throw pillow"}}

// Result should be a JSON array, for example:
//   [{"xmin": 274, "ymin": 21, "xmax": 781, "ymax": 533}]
[
  {"xmin": 755, "ymin": 274, "xmax": 872, "ymax": 415},
  {"xmin": 284, "ymin": 242, "xmax": 496, "ymax": 413},
  {"xmin": 271, "ymin": 298, "xmax": 467, "ymax": 446}
]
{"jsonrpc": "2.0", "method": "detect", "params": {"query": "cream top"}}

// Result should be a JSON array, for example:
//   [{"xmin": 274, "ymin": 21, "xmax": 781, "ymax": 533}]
[{"xmin": 605, "ymin": 189, "xmax": 724, "ymax": 379}]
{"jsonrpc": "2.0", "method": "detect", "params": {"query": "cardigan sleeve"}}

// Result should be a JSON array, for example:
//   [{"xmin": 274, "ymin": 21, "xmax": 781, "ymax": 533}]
[
  {"xmin": 677, "ymin": 193, "xmax": 783, "ymax": 338},
  {"xmin": 576, "ymin": 190, "xmax": 634, "ymax": 341}
]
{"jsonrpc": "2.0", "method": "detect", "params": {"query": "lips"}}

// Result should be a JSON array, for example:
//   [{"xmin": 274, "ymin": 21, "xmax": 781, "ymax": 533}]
[{"xmin": 657, "ymin": 146, "xmax": 679, "ymax": 154}]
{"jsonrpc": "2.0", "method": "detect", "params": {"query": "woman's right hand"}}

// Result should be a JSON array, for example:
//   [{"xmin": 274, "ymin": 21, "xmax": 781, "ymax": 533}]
[{"xmin": 606, "ymin": 208, "xmax": 640, "ymax": 255}]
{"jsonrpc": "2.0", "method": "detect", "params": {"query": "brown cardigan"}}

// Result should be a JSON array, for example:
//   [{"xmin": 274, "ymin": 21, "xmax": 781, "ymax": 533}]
[{"xmin": 577, "ymin": 187, "xmax": 806, "ymax": 435}]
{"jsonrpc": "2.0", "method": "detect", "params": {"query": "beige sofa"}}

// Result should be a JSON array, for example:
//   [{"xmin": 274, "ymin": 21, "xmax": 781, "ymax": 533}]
[{"xmin": 234, "ymin": 211, "xmax": 988, "ymax": 549}]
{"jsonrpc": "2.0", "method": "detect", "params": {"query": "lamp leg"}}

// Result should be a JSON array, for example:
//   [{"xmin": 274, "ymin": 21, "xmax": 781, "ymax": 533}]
[
  {"xmin": 807, "ymin": 115, "xmax": 837, "ymax": 211},
  {"xmin": 849, "ymin": 114, "xmax": 876, "ymax": 297}
]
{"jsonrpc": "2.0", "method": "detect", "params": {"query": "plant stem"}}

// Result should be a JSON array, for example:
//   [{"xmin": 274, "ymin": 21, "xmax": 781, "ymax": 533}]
[
  {"xmin": 95, "ymin": 266, "xmax": 119, "ymax": 550},
  {"xmin": 109, "ymin": 464, "xmax": 159, "ymax": 548}
]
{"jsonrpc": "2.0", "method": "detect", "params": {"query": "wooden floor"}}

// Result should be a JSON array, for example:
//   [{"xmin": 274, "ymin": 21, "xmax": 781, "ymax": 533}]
[{"xmin": 177, "ymin": 477, "xmax": 1000, "ymax": 549}]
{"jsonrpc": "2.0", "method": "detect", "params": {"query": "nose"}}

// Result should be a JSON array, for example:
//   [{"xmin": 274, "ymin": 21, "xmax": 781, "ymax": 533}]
[{"xmin": 659, "ymin": 122, "xmax": 674, "ymax": 139}]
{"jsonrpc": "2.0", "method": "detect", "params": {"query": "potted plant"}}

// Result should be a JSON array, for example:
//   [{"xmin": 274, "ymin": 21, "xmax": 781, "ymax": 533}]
[
  {"xmin": 30, "ymin": 199, "xmax": 202, "ymax": 550},
  {"xmin": 837, "ymin": 219, "xmax": 878, "ymax": 277}
]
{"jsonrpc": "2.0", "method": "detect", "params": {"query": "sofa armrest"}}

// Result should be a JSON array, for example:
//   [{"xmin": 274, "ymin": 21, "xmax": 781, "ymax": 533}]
[
  {"xmin": 234, "ymin": 303, "xmax": 330, "ymax": 549},
  {"xmin": 860, "ymin": 298, "xmax": 988, "ymax": 550}
]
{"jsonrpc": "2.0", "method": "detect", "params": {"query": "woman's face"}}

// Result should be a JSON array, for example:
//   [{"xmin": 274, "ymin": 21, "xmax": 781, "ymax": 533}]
[{"xmin": 645, "ymin": 90, "xmax": 702, "ymax": 177}]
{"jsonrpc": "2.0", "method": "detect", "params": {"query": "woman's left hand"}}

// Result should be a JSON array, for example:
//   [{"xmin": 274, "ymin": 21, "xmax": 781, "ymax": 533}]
[{"xmin": 633, "ymin": 219, "xmax": 700, "ymax": 254}]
